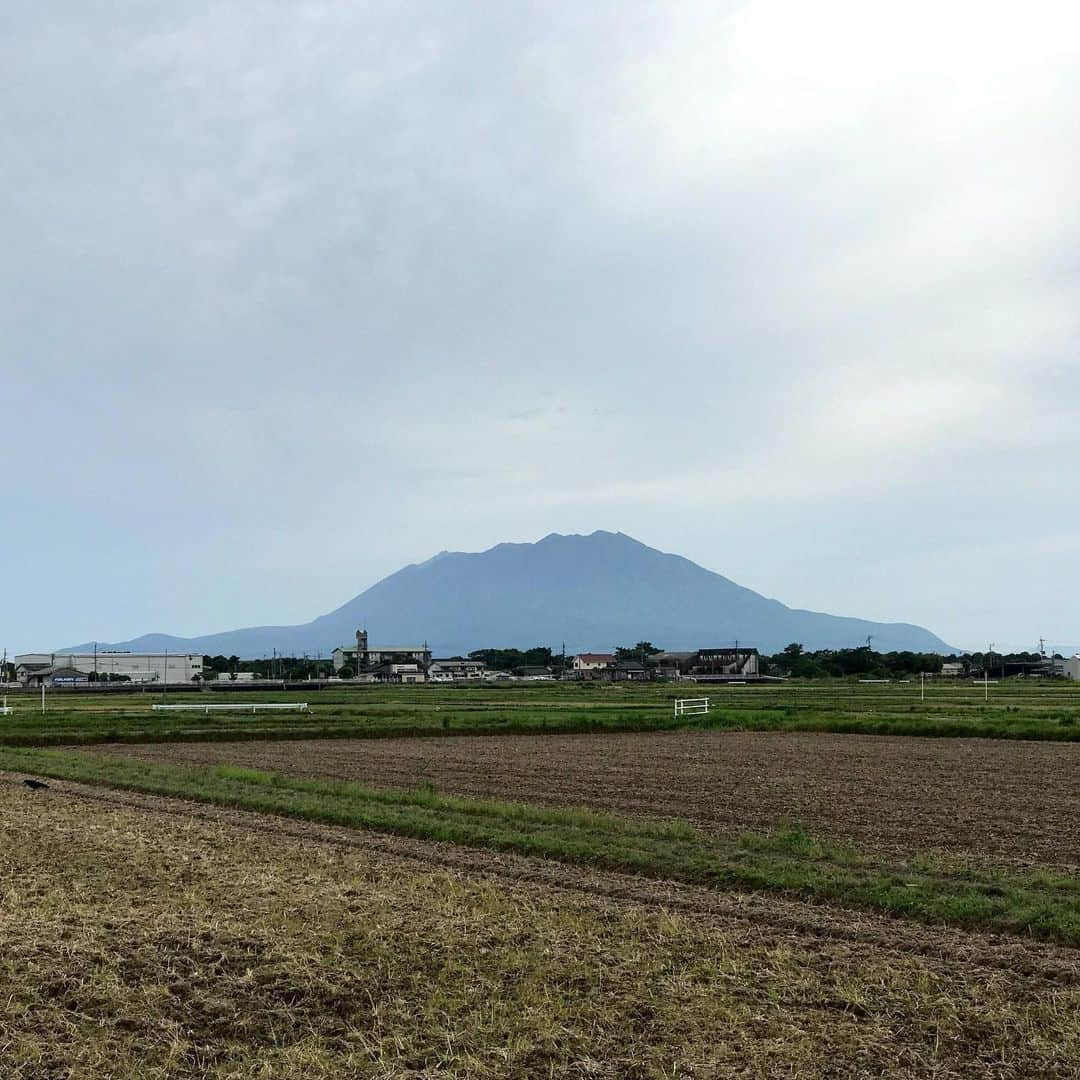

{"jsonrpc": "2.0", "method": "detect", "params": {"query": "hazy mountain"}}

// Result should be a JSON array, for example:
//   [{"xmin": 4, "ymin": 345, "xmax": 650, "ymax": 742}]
[{"xmin": 64, "ymin": 531, "xmax": 957, "ymax": 657}]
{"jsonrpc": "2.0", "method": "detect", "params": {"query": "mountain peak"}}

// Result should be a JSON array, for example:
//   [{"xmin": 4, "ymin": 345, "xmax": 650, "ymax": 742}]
[
  {"xmin": 536, "ymin": 529, "xmax": 638, "ymax": 546},
  {"xmin": 61, "ymin": 531, "xmax": 956, "ymax": 657}
]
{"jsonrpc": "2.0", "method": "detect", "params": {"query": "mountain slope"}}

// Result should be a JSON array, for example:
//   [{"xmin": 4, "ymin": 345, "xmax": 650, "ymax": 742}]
[{"xmin": 63, "ymin": 531, "xmax": 956, "ymax": 656}]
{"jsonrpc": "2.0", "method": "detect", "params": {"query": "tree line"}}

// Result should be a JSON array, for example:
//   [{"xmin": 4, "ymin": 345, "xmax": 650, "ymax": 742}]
[
  {"xmin": 762, "ymin": 644, "xmax": 1046, "ymax": 679},
  {"xmin": 196, "ymin": 645, "xmax": 1054, "ymax": 681}
]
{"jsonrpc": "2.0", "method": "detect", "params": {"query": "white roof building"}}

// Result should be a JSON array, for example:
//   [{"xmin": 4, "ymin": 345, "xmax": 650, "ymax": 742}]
[{"xmin": 14, "ymin": 651, "xmax": 203, "ymax": 684}]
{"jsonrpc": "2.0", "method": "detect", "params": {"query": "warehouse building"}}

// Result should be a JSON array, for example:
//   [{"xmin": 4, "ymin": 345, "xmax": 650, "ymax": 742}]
[
  {"xmin": 1053, "ymin": 655, "xmax": 1080, "ymax": 680},
  {"xmin": 14, "ymin": 651, "xmax": 203, "ymax": 685}
]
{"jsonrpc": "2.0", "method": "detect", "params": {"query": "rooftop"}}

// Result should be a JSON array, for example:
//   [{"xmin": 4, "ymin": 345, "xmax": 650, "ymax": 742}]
[{"xmin": 338, "ymin": 644, "xmax": 430, "ymax": 653}]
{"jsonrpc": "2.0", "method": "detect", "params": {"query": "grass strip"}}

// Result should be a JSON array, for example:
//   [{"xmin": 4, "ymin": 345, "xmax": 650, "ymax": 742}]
[
  {"xmin": 3, "ymin": 704, "xmax": 1080, "ymax": 748},
  {"xmin": 2, "ymin": 746, "xmax": 1078, "ymax": 946}
]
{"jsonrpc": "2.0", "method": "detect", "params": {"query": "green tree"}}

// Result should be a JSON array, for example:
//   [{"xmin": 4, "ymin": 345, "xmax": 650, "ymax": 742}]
[{"xmin": 615, "ymin": 641, "xmax": 662, "ymax": 661}]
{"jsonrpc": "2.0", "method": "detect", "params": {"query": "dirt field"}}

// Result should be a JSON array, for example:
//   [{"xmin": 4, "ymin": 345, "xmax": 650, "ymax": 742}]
[
  {"xmin": 1, "ymin": 772, "xmax": 1078, "ymax": 1078},
  {"xmin": 99, "ymin": 730, "xmax": 1080, "ymax": 868}
]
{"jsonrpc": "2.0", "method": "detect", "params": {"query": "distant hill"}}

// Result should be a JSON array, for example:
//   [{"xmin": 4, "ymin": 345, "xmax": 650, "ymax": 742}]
[{"xmin": 63, "ymin": 531, "xmax": 957, "ymax": 657}]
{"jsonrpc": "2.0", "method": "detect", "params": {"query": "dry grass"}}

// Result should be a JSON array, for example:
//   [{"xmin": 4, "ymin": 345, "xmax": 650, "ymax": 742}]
[
  {"xmin": 6, "ymin": 746, "xmax": 1080, "ymax": 942},
  {"xmin": 0, "ymin": 780, "xmax": 1078, "ymax": 1078}
]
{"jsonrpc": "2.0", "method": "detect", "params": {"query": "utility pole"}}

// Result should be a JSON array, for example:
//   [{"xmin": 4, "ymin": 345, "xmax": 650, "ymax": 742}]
[
  {"xmin": 985, "ymin": 643, "xmax": 993, "ymax": 703},
  {"xmin": 162, "ymin": 647, "xmax": 169, "ymax": 703}
]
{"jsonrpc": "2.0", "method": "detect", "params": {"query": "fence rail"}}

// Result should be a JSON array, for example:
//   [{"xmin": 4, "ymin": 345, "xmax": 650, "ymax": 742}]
[
  {"xmin": 674, "ymin": 696, "xmax": 709, "ymax": 718},
  {"xmin": 150, "ymin": 703, "xmax": 309, "ymax": 714}
]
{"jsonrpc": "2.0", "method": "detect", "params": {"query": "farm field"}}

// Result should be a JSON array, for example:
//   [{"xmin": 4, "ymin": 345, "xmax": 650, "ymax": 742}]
[
  {"xmin": 93, "ymin": 729, "xmax": 1080, "ymax": 869},
  {"xmin": 1, "ymin": 773, "xmax": 1078, "ymax": 1078},
  {"xmin": 4, "ymin": 682, "xmax": 1080, "ymax": 1074},
  {"xmin": 2, "ymin": 677, "xmax": 1080, "ymax": 746}
]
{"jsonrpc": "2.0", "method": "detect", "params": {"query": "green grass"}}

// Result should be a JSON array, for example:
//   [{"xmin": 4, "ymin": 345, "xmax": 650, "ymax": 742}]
[
  {"xmin": 4, "ymin": 745, "xmax": 1078, "ymax": 946},
  {"xmin": 2, "ymin": 678, "xmax": 1080, "ymax": 747}
]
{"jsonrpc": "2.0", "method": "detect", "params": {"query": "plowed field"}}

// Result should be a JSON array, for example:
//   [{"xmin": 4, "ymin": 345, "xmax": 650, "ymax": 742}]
[
  {"xmin": 98, "ymin": 730, "xmax": 1080, "ymax": 868},
  {"xmin": 3, "ymin": 774, "xmax": 1078, "ymax": 1078}
]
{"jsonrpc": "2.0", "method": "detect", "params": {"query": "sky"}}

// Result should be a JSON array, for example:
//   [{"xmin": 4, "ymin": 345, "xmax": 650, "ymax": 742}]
[{"xmin": 2, "ymin": 0, "xmax": 1078, "ymax": 656}]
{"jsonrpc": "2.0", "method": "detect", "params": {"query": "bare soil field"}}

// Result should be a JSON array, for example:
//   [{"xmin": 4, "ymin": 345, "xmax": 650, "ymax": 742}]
[
  {"xmin": 1, "ymin": 773, "xmax": 1078, "ymax": 1078},
  {"xmin": 99, "ymin": 729, "xmax": 1080, "ymax": 868}
]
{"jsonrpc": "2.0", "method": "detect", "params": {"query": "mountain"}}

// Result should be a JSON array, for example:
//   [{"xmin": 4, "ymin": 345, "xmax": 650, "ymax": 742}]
[{"xmin": 62, "ymin": 531, "xmax": 957, "ymax": 658}]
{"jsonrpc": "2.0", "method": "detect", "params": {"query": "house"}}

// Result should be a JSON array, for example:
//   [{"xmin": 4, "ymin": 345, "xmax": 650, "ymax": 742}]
[
  {"xmin": 367, "ymin": 663, "xmax": 426, "ymax": 684},
  {"xmin": 518, "ymin": 665, "xmax": 555, "ymax": 681},
  {"xmin": 939, "ymin": 662, "xmax": 965, "ymax": 677},
  {"xmin": 332, "ymin": 629, "xmax": 431, "ymax": 672},
  {"xmin": 429, "ymin": 659, "xmax": 485, "ymax": 682},
  {"xmin": 14, "ymin": 662, "xmax": 50, "ymax": 684},
  {"xmin": 17, "ymin": 664, "xmax": 91, "ymax": 687},
  {"xmin": 572, "ymin": 653, "xmax": 616, "ymax": 677},
  {"xmin": 608, "ymin": 660, "xmax": 648, "ymax": 682}
]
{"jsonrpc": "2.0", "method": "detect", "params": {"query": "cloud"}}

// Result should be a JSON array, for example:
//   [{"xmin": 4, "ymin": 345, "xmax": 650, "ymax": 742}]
[{"xmin": 1, "ymin": 0, "xmax": 1077, "ymax": 652}]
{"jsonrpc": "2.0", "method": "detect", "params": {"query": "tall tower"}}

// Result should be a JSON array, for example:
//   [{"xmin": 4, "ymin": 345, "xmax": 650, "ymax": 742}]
[{"xmin": 355, "ymin": 629, "xmax": 368, "ymax": 656}]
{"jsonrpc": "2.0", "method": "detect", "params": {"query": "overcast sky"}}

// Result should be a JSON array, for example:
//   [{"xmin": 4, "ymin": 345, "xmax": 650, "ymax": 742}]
[{"xmin": 2, "ymin": 0, "xmax": 1078, "ymax": 655}]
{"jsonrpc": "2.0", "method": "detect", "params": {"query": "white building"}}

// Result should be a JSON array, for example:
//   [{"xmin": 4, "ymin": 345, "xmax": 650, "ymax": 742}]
[
  {"xmin": 429, "ymin": 659, "xmax": 484, "ymax": 682},
  {"xmin": 332, "ymin": 629, "xmax": 431, "ymax": 672},
  {"xmin": 388, "ymin": 663, "xmax": 425, "ymax": 684},
  {"xmin": 572, "ymin": 652, "xmax": 616, "ymax": 673},
  {"xmin": 15, "ymin": 651, "xmax": 203, "ymax": 685},
  {"xmin": 1056, "ymin": 656, "xmax": 1080, "ymax": 680}
]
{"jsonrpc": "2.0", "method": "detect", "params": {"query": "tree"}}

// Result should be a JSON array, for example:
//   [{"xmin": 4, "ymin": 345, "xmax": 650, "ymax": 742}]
[{"xmin": 615, "ymin": 641, "xmax": 662, "ymax": 661}]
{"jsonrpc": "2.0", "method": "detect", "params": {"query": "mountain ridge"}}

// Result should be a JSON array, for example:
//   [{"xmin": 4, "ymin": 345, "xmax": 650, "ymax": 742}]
[{"xmin": 60, "ymin": 530, "xmax": 958, "ymax": 657}]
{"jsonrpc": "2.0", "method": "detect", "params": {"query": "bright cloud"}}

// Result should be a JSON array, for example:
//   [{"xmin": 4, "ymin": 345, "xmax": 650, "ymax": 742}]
[{"xmin": 1, "ymin": 0, "xmax": 1077, "ymax": 652}]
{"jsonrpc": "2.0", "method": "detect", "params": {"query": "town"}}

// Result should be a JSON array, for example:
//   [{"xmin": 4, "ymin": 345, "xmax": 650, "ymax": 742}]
[{"xmin": 7, "ymin": 628, "xmax": 1078, "ymax": 687}]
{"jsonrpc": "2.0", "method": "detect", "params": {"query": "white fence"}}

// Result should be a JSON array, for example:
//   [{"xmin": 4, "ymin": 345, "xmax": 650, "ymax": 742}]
[
  {"xmin": 151, "ymin": 703, "xmax": 309, "ymax": 714},
  {"xmin": 674, "ymin": 696, "xmax": 709, "ymax": 718}
]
